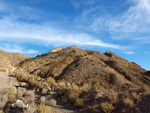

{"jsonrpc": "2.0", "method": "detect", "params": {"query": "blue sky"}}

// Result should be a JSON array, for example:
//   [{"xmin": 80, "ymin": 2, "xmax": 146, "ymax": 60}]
[{"xmin": 0, "ymin": 0, "xmax": 150, "ymax": 70}]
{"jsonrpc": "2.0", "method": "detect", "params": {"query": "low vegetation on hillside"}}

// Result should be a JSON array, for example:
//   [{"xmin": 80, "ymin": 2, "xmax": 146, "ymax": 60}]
[{"xmin": 1, "ymin": 46, "xmax": 150, "ymax": 113}]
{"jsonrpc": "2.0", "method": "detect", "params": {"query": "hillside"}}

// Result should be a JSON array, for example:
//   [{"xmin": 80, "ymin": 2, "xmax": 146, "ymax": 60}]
[
  {"xmin": 0, "ymin": 49, "xmax": 30, "ymax": 72},
  {"xmin": 1, "ymin": 46, "xmax": 150, "ymax": 113},
  {"xmin": 19, "ymin": 46, "xmax": 150, "ymax": 91}
]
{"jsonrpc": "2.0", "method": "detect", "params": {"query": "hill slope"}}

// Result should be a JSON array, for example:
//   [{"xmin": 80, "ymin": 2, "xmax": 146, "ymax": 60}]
[
  {"xmin": 1, "ymin": 46, "xmax": 150, "ymax": 113},
  {"xmin": 0, "ymin": 49, "xmax": 30, "ymax": 72},
  {"xmin": 19, "ymin": 46, "xmax": 150, "ymax": 91}
]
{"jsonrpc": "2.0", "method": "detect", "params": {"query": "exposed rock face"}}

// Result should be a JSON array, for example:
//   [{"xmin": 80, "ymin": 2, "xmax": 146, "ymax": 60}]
[{"xmin": 50, "ymin": 47, "xmax": 63, "ymax": 53}]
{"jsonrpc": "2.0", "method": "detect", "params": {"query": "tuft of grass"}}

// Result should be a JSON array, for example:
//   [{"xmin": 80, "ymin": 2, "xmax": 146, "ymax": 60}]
[
  {"xmin": 74, "ymin": 98, "xmax": 84, "ymax": 108},
  {"xmin": 0, "ymin": 68, "xmax": 7, "ymax": 72},
  {"xmin": 38, "ymin": 103, "xmax": 50, "ymax": 113},
  {"xmin": 92, "ymin": 85, "xmax": 107, "ymax": 92},
  {"xmin": 101, "ymin": 101, "xmax": 114, "ymax": 113},
  {"xmin": 123, "ymin": 98, "xmax": 134, "ymax": 108},
  {"xmin": 71, "ymin": 83, "xmax": 79, "ymax": 90},
  {"xmin": 2, "ymin": 87, "xmax": 16, "ymax": 101},
  {"xmin": 131, "ymin": 92, "xmax": 140, "ymax": 102},
  {"xmin": 81, "ymin": 83, "xmax": 91, "ymax": 91},
  {"xmin": 47, "ymin": 77, "xmax": 56, "ymax": 86}
]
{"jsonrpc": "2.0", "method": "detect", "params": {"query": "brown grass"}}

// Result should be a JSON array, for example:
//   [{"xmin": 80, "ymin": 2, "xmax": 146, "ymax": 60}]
[{"xmin": 123, "ymin": 98, "xmax": 134, "ymax": 108}]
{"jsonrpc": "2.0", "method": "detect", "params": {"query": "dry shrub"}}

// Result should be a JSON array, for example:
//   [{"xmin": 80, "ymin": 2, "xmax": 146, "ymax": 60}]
[
  {"xmin": 109, "ymin": 91, "xmax": 118, "ymax": 104},
  {"xmin": 74, "ymin": 98, "xmax": 84, "ymax": 108},
  {"xmin": 34, "ymin": 75, "xmax": 41, "ymax": 81},
  {"xmin": 81, "ymin": 83, "xmax": 91, "ymax": 91},
  {"xmin": 101, "ymin": 101, "xmax": 114, "ymax": 113},
  {"xmin": 131, "ymin": 92, "xmax": 140, "ymax": 102},
  {"xmin": 2, "ymin": 87, "xmax": 16, "ymax": 101},
  {"xmin": 68, "ymin": 90, "xmax": 81, "ymax": 103},
  {"xmin": 71, "ymin": 83, "xmax": 79, "ymax": 90},
  {"xmin": 59, "ymin": 87, "xmax": 71, "ymax": 96},
  {"xmin": 0, "ymin": 68, "xmax": 7, "ymax": 72},
  {"xmin": 123, "ymin": 98, "xmax": 134, "ymax": 108},
  {"xmin": 28, "ymin": 79, "xmax": 38, "ymax": 87},
  {"xmin": 47, "ymin": 77, "xmax": 56, "ymax": 86},
  {"xmin": 59, "ymin": 86, "xmax": 81, "ymax": 103},
  {"xmin": 92, "ymin": 85, "xmax": 107, "ymax": 92},
  {"xmin": 38, "ymin": 103, "xmax": 50, "ymax": 113}
]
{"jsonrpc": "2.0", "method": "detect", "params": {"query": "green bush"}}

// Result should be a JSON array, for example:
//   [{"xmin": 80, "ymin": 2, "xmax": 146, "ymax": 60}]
[{"xmin": 101, "ymin": 101, "xmax": 114, "ymax": 113}]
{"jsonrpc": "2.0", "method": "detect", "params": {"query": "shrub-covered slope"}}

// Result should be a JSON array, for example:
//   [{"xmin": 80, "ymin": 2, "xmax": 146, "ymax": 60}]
[
  {"xmin": 0, "ymin": 49, "xmax": 30, "ymax": 72},
  {"xmin": 19, "ymin": 46, "xmax": 150, "ymax": 92}
]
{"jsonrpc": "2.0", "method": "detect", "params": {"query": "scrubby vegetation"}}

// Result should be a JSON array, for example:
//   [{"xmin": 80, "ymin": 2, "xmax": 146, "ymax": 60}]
[
  {"xmin": 1, "ymin": 46, "xmax": 150, "ymax": 113},
  {"xmin": 0, "ymin": 68, "xmax": 7, "ymax": 72},
  {"xmin": 38, "ymin": 103, "xmax": 50, "ymax": 113},
  {"xmin": 101, "ymin": 101, "xmax": 114, "ymax": 113}
]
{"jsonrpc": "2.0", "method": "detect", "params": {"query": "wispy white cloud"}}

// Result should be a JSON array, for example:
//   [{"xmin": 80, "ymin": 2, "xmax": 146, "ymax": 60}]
[
  {"xmin": 71, "ymin": 0, "xmax": 98, "ymax": 8},
  {"xmin": 74, "ymin": 0, "xmax": 150, "ymax": 41},
  {"xmin": 107, "ymin": 0, "xmax": 150, "ymax": 33},
  {"xmin": 0, "ymin": 0, "xmax": 133, "ymax": 55},
  {"xmin": 0, "ymin": 44, "xmax": 38, "ymax": 54},
  {"xmin": 122, "ymin": 51, "xmax": 134, "ymax": 55},
  {"xmin": 0, "ymin": 1, "xmax": 124, "ymax": 50}
]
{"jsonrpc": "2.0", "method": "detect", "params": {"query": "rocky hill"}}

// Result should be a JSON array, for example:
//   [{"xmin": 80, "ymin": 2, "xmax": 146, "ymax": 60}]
[
  {"xmin": 19, "ymin": 46, "xmax": 150, "ymax": 91},
  {"xmin": 1, "ymin": 46, "xmax": 150, "ymax": 113},
  {"xmin": 0, "ymin": 49, "xmax": 30, "ymax": 73}
]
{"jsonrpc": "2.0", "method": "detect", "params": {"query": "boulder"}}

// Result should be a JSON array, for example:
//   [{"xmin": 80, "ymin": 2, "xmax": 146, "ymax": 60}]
[
  {"xmin": 46, "ymin": 99, "xmax": 57, "ymax": 106},
  {"xmin": 41, "ymin": 88, "xmax": 48, "ymax": 95},
  {"xmin": 11, "ymin": 100, "xmax": 27, "ymax": 108},
  {"xmin": 40, "ymin": 95, "xmax": 57, "ymax": 106},
  {"xmin": 17, "ymin": 87, "xmax": 27, "ymax": 97},
  {"xmin": 26, "ymin": 90, "xmax": 35, "ymax": 102}
]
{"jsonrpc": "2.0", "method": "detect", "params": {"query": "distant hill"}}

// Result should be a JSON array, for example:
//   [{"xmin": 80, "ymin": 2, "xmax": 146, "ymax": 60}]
[
  {"xmin": 19, "ymin": 46, "xmax": 150, "ymax": 92},
  {"xmin": 0, "ymin": 49, "xmax": 30, "ymax": 72}
]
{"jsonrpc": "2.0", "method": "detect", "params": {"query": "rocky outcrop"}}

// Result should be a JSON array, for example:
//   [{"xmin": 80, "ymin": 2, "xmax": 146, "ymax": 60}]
[{"xmin": 50, "ymin": 47, "xmax": 63, "ymax": 53}]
